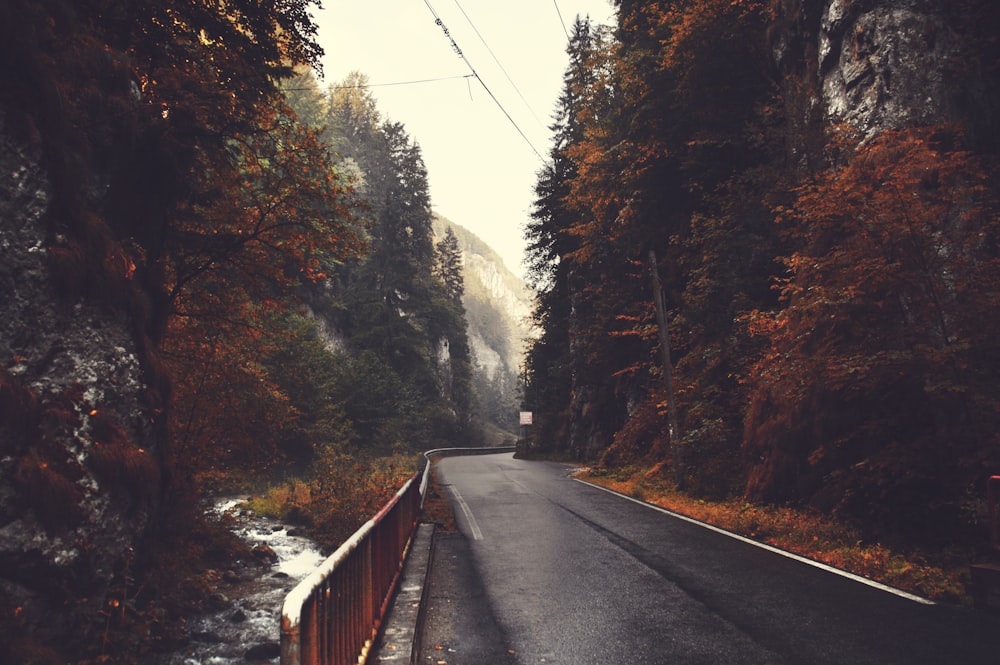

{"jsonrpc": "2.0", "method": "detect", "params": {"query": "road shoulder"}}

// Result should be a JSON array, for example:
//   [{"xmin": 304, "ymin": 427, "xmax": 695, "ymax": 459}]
[{"xmin": 416, "ymin": 530, "xmax": 515, "ymax": 665}]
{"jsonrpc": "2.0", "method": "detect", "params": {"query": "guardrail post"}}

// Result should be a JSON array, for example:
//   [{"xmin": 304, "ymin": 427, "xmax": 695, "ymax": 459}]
[{"xmin": 280, "ymin": 614, "xmax": 301, "ymax": 665}]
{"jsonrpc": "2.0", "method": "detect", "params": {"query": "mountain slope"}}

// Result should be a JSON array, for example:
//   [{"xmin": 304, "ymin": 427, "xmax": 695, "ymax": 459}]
[{"xmin": 432, "ymin": 214, "xmax": 534, "ymax": 430}]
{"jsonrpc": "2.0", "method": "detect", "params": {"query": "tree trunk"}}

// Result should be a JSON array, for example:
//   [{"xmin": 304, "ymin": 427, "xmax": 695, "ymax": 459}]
[{"xmin": 647, "ymin": 249, "xmax": 681, "ymax": 480}]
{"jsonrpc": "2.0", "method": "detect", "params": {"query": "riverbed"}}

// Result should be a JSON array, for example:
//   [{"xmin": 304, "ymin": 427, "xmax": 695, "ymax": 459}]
[{"xmin": 161, "ymin": 498, "xmax": 326, "ymax": 664}]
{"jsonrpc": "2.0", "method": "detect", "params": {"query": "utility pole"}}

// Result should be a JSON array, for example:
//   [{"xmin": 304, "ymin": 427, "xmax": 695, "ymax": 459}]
[{"xmin": 647, "ymin": 249, "xmax": 681, "ymax": 479}]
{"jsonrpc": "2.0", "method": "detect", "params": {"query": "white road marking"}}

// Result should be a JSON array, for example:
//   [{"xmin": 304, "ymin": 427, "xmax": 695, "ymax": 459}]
[
  {"xmin": 451, "ymin": 485, "xmax": 484, "ymax": 541},
  {"xmin": 573, "ymin": 478, "xmax": 935, "ymax": 606}
]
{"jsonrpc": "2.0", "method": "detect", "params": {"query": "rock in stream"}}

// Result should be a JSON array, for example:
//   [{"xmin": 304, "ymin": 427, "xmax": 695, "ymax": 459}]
[{"xmin": 157, "ymin": 498, "xmax": 325, "ymax": 664}]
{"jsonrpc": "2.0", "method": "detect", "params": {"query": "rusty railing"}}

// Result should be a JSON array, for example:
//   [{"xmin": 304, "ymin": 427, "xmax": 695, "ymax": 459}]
[
  {"xmin": 280, "ymin": 469, "xmax": 422, "ymax": 665},
  {"xmin": 279, "ymin": 446, "xmax": 515, "ymax": 665}
]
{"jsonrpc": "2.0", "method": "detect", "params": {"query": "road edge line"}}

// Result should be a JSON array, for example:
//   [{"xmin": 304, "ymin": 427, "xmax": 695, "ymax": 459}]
[
  {"xmin": 572, "ymin": 477, "xmax": 935, "ymax": 606},
  {"xmin": 450, "ymin": 485, "xmax": 484, "ymax": 541}
]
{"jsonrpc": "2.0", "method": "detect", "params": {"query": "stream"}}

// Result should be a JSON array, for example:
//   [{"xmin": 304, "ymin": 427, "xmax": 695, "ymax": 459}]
[{"xmin": 159, "ymin": 498, "xmax": 326, "ymax": 664}]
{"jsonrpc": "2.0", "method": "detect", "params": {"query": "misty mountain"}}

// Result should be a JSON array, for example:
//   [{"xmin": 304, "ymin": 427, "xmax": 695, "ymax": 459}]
[{"xmin": 432, "ymin": 214, "xmax": 534, "ymax": 430}]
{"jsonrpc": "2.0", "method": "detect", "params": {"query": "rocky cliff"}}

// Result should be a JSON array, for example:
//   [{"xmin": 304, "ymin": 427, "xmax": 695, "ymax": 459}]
[
  {"xmin": 432, "ymin": 215, "xmax": 533, "ymax": 381},
  {"xmin": 0, "ymin": 106, "xmax": 163, "ymax": 655},
  {"xmin": 772, "ymin": 0, "xmax": 999, "ymax": 158},
  {"xmin": 431, "ymin": 215, "xmax": 533, "ymax": 433}
]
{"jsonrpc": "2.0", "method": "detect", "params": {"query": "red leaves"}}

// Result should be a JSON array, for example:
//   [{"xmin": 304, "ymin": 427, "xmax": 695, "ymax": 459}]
[{"xmin": 744, "ymin": 126, "xmax": 1000, "ymax": 532}]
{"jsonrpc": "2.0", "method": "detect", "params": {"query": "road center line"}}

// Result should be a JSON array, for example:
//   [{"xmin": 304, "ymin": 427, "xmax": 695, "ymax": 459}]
[
  {"xmin": 573, "ymin": 477, "xmax": 935, "ymax": 606},
  {"xmin": 450, "ymin": 485, "xmax": 483, "ymax": 541}
]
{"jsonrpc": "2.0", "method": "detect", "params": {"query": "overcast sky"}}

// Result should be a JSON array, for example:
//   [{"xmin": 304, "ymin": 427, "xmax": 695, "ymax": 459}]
[{"xmin": 311, "ymin": 0, "xmax": 616, "ymax": 278}]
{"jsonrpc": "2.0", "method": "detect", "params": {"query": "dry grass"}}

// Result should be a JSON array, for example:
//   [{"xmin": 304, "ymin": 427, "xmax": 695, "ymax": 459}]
[
  {"xmin": 421, "ymin": 464, "xmax": 457, "ymax": 532},
  {"xmin": 576, "ymin": 465, "xmax": 970, "ymax": 604},
  {"xmin": 246, "ymin": 452, "xmax": 417, "ymax": 550}
]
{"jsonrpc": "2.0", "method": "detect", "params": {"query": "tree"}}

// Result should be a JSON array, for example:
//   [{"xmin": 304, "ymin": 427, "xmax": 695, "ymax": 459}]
[
  {"xmin": 435, "ymin": 227, "xmax": 465, "ymax": 302},
  {"xmin": 282, "ymin": 66, "xmax": 329, "ymax": 129},
  {"xmin": 523, "ymin": 18, "xmax": 627, "ymax": 458},
  {"xmin": 0, "ymin": 0, "xmax": 359, "ymax": 659},
  {"xmin": 744, "ymin": 126, "xmax": 1000, "ymax": 544},
  {"xmin": 316, "ymin": 74, "xmax": 478, "ymax": 450},
  {"xmin": 526, "ymin": 1, "xmax": 777, "ymax": 473}
]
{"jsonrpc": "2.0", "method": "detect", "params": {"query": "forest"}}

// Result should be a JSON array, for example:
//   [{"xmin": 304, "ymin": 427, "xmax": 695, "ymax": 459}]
[
  {"xmin": 4, "ymin": 0, "xmax": 1000, "ymax": 661},
  {"xmin": 523, "ymin": 0, "xmax": 1000, "ymax": 559},
  {"xmin": 0, "ymin": 0, "xmax": 505, "ymax": 661}
]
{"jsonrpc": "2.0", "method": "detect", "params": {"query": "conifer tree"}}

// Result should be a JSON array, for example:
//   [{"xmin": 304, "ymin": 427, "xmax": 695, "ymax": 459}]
[
  {"xmin": 524, "ymin": 18, "xmax": 614, "ymax": 456},
  {"xmin": 435, "ymin": 227, "xmax": 465, "ymax": 302}
]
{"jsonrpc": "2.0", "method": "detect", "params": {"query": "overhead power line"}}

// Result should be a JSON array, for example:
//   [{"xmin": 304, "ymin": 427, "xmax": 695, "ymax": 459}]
[
  {"xmin": 282, "ymin": 74, "xmax": 475, "ymax": 92},
  {"xmin": 420, "ymin": 0, "xmax": 545, "ymax": 162},
  {"xmin": 450, "ymin": 0, "xmax": 547, "ymax": 130},
  {"xmin": 334, "ymin": 74, "xmax": 475, "ymax": 89},
  {"xmin": 553, "ymin": 0, "xmax": 570, "ymax": 40}
]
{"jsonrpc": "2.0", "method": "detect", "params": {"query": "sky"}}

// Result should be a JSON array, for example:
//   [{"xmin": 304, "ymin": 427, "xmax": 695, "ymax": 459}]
[{"xmin": 311, "ymin": 0, "xmax": 616, "ymax": 278}]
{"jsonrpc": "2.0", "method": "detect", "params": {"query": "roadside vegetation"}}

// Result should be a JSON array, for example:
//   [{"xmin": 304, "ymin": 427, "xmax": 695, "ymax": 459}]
[
  {"xmin": 522, "ymin": 4, "xmax": 1000, "ymax": 588},
  {"xmin": 244, "ymin": 453, "xmax": 417, "ymax": 551},
  {"xmin": 577, "ymin": 465, "xmax": 971, "ymax": 604}
]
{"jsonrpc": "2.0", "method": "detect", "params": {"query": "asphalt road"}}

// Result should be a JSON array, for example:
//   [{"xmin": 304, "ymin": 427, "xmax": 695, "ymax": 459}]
[{"xmin": 418, "ymin": 452, "xmax": 1000, "ymax": 665}]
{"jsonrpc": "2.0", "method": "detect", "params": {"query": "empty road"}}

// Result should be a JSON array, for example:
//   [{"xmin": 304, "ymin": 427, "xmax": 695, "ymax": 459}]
[{"xmin": 419, "ymin": 452, "xmax": 1000, "ymax": 665}]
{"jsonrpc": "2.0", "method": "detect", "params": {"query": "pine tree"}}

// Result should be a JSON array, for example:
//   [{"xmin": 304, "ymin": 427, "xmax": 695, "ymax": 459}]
[
  {"xmin": 523, "ymin": 18, "xmax": 615, "ymax": 456},
  {"xmin": 435, "ymin": 226, "xmax": 465, "ymax": 302}
]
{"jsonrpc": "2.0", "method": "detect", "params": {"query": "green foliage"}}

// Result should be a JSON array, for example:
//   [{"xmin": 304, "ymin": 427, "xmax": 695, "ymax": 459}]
[
  {"xmin": 523, "ymin": 18, "xmax": 625, "ymax": 458},
  {"xmin": 1, "ymin": 0, "xmax": 484, "ymax": 660},
  {"xmin": 263, "ymin": 315, "xmax": 357, "ymax": 457},
  {"xmin": 435, "ymin": 227, "xmax": 465, "ymax": 302},
  {"xmin": 431, "ymin": 215, "xmax": 524, "ymax": 435}
]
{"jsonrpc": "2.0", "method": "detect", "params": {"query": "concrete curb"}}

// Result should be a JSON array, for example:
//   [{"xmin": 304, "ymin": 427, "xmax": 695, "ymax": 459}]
[{"xmin": 373, "ymin": 522, "xmax": 436, "ymax": 664}]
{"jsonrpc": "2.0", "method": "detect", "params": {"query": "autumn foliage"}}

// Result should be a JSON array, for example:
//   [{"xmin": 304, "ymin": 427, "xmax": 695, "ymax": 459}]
[
  {"xmin": 524, "ymin": 1, "xmax": 1000, "ymax": 556},
  {"xmin": 3, "ymin": 0, "xmax": 479, "ymax": 661},
  {"xmin": 744, "ymin": 126, "xmax": 1000, "ymax": 543}
]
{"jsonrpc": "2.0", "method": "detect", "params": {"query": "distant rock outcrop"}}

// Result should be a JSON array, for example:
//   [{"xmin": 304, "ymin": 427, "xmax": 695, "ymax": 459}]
[
  {"xmin": 432, "ymin": 215, "xmax": 533, "ymax": 379},
  {"xmin": 432, "ymin": 214, "xmax": 533, "ymax": 431}
]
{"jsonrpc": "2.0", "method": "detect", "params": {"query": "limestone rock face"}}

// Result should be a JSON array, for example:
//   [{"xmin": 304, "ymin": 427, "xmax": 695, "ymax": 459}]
[
  {"xmin": 774, "ymin": 0, "xmax": 995, "ymax": 146},
  {"xmin": 0, "ymin": 110, "xmax": 159, "ymax": 644},
  {"xmin": 431, "ymin": 215, "xmax": 533, "ymax": 382},
  {"xmin": 819, "ymin": 1, "xmax": 961, "ymax": 133},
  {"xmin": 462, "ymin": 251, "xmax": 532, "ymax": 378}
]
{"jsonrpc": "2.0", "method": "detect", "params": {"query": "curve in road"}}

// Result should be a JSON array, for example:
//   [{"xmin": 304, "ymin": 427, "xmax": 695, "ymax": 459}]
[{"xmin": 420, "ymin": 452, "xmax": 1000, "ymax": 665}]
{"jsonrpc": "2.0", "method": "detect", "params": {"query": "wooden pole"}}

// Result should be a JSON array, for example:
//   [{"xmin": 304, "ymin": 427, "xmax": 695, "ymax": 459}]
[{"xmin": 647, "ymin": 250, "xmax": 681, "ymax": 476}]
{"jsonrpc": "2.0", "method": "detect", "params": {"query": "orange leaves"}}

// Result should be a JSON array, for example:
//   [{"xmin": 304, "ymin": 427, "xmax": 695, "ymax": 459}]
[
  {"xmin": 773, "ymin": 125, "xmax": 995, "ymax": 344},
  {"xmin": 739, "ymin": 309, "xmax": 781, "ymax": 339},
  {"xmin": 303, "ymin": 453, "xmax": 417, "ymax": 549},
  {"xmin": 163, "ymin": 299, "xmax": 298, "ymax": 476},
  {"xmin": 164, "ymin": 102, "xmax": 362, "ymax": 316},
  {"xmin": 581, "ymin": 466, "xmax": 964, "ymax": 600},
  {"xmin": 743, "ymin": 125, "xmax": 1000, "ymax": 533}
]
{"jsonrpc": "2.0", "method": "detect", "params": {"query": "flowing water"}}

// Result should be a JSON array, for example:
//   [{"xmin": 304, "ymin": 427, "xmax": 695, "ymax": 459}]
[{"xmin": 161, "ymin": 498, "xmax": 326, "ymax": 664}]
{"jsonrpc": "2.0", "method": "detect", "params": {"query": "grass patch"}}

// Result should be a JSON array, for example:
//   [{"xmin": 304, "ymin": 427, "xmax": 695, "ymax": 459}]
[
  {"xmin": 577, "ymin": 465, "xmax": 970, "ymax": 604},
  {"xmin": 245, "ymin": 452, "xmax": 417, "ymax": 551},
  {"xmin": 245, "ymin": 479, "xmax": 313, "ymax": 521}
]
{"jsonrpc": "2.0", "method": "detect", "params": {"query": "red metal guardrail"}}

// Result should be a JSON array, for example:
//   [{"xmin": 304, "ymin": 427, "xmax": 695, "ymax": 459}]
[
  {"xmin": 279, "ymin": 446, "xmax": 515, "ymax": 665},
  {"xmin": 989, "ymin": 475, "xmax": 1000, "ymax": 553},
  {"xmin": 279, "ymin": 470, "xmax": 422, "ymax": 665}
]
